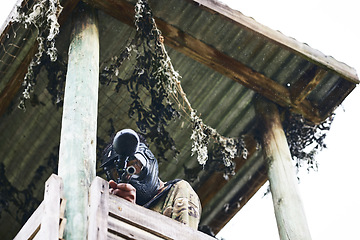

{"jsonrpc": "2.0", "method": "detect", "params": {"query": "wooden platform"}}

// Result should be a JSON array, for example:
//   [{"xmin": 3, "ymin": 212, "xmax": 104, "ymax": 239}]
[{"xmin": 14, "ymin": 174, "xmax": 214, "ymax": 240}]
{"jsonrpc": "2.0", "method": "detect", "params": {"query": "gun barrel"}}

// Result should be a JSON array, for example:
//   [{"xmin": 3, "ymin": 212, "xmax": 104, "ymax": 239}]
[{"xmin": 121, "ymin": 165, "xmax": 136, "ymax": 183}]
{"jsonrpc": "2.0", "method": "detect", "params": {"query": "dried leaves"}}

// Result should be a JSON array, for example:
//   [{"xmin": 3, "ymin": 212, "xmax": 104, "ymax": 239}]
[
  {"xmin": 283, "ymin": 112, "xmax": 334, "ymax": 172},
  {"xmin": 101, "ymin": 0, "xmax": 246, "ymax": 175},
  {"xmin": 13, "ymin": 0, "xmax": 63, "ymax": 110}
]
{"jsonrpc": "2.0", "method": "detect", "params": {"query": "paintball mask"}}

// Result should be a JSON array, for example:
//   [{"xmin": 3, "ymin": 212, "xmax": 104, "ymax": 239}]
[{"xmin": 101, "ymin": 129, "xmax": 160, "ymax": 206}]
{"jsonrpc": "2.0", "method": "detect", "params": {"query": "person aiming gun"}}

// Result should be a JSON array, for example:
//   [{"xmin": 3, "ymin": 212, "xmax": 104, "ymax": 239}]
[{"xmin": 101, "ymin": 129, "xmax": 201, "ymax": 229}]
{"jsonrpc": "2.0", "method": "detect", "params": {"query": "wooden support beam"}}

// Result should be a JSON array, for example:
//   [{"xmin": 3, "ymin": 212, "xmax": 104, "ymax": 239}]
[
  {"xmin": 256, "ymin": 97, "xmax": 312, "ymax": 240},
  {"xmin": 319, "ymin": 78, "xmax": 356, "ymax": 116},
  {"xmin": 84, "ymin": 0, "xmax": 325, "ymax": 123},
  {"xmin": 190, "ymin": 0, "xmax": 359, "ymax": 84},
  {"xmin": 57, "ymin": 2, "xmax": 99, "ymax": 239},
  {"xmin": 88, "ymin": 177, "xmax": 109, "ymax": 240},
  {"xmin": 290, "ymin": 67, "xmax": 327, "ymax": 104}
]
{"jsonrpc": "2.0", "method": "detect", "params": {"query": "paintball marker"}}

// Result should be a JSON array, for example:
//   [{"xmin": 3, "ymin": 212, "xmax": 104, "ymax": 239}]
[{"xmin": 101, "ymin": 129, "xmax": 140, "ymax": 183}]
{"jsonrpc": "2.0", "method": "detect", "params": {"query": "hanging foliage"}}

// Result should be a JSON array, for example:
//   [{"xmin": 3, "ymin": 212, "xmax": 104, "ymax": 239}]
[
  {"xmin": 100, "ymin": 0, "xmax": 181, "ymax": 161},
  {"xmin": 283, "ymin": 111, "xmax": 334, "ymax": 172},
  {"xmin": 10, "ymin": 0, "xmax": 333, "ymax": 182},
  {"xmin": 100, "ymin": 0, "xmax": 247, "ymax": 175},
  {"xmin": 12, "ymin": 0, "xmax": 63, "ymax": 110},
  {"xmin": 0, "ymin": 0, "xmax": 64, "ymax": 225}
]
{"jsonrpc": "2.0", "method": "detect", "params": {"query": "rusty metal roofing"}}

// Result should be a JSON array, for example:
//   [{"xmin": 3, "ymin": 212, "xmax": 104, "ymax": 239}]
[{"xmin": 0, "ymin": 0, "xmax": 358, "ymax": 238}]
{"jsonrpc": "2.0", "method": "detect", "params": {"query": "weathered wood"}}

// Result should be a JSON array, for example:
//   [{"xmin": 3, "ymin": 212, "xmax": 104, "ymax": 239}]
[
  {"xmin": 14, "ymin": 174, "xmax": 65, "ymax": 240},
  {"xmin": 108, "ymin": 216, "xmax": 165, "ymax": 240},
  {"xmin": 291, "ymin": 67, "xmax": 328, "ymax": 104},
  {"xmin": 319, "ymin": 78, "xmax": 356, "ymax": 116},
  {"xmin": 59, "ymin": 199, "xmax": 67, "ymax": 240},
  {"xmin": 39, "ymin": 174, "xmax": 64, "ymax": 240},
  {"xmin": 59, "ymin": 218, "xmax": 67, "ymax": 240},
  {"xmin": 256, "ymin": 98, "xmax": 312, "ymax": 240},
  {"xmin": 88, "ymin": 177, "xmax": 109, "ymax": 240},
  {"xmin": 59, "ymin": 198, "xmax": 67, "ymax": 219},
  {"xmin": 107, "ymin": 231, "xmax": 128, "ymax": 240},
  {"xmin": 108, "ymin": 189, "xmax": 214, "ymax": 240},
  {"xmin": 57, "ymin": 2, "xmax": 99, "ymax": 239},
  {"xmin": 13, "ymin": 201, "xmax": 44, "ymax": 240},
  {"xmin": 15, "ymin": 175, "xmax": 213, "ymax": 239},
  {"xmin": 84, "ymin": 0, "xmax": 358, "ymax": 84}
]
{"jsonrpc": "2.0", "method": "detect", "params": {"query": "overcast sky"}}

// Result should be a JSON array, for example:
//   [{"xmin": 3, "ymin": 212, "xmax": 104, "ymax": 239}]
[
  {"xmin": 216, "ymin": 1, "xmax": 360, "ymax": 239},
  {"xmin": 0, "ymin": 1, "xmax": 359, "ymax": 240}
]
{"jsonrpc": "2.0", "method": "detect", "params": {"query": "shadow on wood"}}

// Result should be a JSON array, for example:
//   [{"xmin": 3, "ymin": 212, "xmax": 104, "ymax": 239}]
[{"xmin": 14, "ymin": 175, "xmax": 214, "ymax": 240}]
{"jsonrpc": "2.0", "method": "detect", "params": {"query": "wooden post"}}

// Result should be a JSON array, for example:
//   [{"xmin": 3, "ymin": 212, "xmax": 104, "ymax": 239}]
[
  {"xmin": 58, "ymin": 2, "xmax": 99, "ymax": 239},
  {"xmin": 88, "ymin": 177, "xmax": 109, "ymax": 240},
  {"xmin": 39, "ymin": 174, "xmax": 64, "ymax": 240},
  {"xmin": 256, "ymin": 97, "xmax": 312, "ymax": 240}
]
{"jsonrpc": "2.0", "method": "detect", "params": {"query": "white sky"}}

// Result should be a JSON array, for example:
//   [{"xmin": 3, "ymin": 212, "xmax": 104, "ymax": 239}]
[
  {"xmin": 0, "ymin": 1, "xmax": 359, "ymax": 240},
  {"xmin": 217, "ymin": 1, "xmax": 360, "ymax": 240}
]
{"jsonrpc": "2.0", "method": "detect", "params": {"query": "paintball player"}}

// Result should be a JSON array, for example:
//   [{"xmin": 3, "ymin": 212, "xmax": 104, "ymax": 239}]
[{"xmin": 101, "ymin": 129, "xmax": 201, "ymax": 229}]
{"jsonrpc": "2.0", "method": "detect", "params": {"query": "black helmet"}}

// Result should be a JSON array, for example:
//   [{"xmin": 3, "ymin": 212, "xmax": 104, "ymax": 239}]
[{"xmin": 101, "ymin": 129, "xmax": 160, "ymax": 206}]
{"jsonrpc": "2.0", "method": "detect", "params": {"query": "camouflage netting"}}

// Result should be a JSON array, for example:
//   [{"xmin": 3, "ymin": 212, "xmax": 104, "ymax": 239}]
[{"xmin": 0, "ymin": 0, "xmax": 333, "ymax": 227}]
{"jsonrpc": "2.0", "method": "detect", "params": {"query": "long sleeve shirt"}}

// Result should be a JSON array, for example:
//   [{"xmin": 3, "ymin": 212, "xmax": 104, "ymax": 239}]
[{"xmin": 148, "ymin": 180, "xmax": 202, "ymax": 230}]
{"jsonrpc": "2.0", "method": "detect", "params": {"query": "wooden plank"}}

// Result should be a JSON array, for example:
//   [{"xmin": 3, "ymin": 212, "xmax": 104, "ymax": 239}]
[
  {"xmin": 291, "ymin": 67, "xmax": 328, "ymax": 104},
  {"xmin": 59, "ymin": 198, "xmax": 67, "ymax": 240},
  {"xmin": 59, "ymin": 198, "xmax": 67, "ymax": 219},
  {"xmin": 13, "ymin": 201, "xmax": 44, "ymax": 240},
  {"xmin": 88, "ymin": 177, "xmax": 109, "ymax": 240},
  {"xmin": 14, "ymin": 175, "xmax": 65, "ymax": 240},
  {"xmin": 255, "ymin": 98, "xmax": 312, "ymax": 240},
  {"xmin": 84, "ymin": 0, "xmax": 358, "ymax": 84},
  {"xmin": 59, "ymin": 218, "xmax": 67, "ymax": 240},
  {"xmin": 108, "ymin": 194, "xmax": 214, "ymax": 240},
  {"xmin": 39, "ymin": 174, "xmax": 64, "ymax": 240},
  {"xmin": 154, "ymin": 17, "xmax": 322, "ymax": 123},
  {"xmin": 33, "ymin": 233, "xmax": 42, "ymax": 240},
  {"xmin": 108, "ymin": 232, "xmax": 127, "ymax": 240},
  {"xmin": 57, "ymin": 2, "xmax": 99, "ymax": 239},
  {"xmin": 319, "ymin": 78, "xmax": 356, "ymax": 117},
  {"xmin": 108, "ymin": 216, "xmax": 165, "ymax": 240}
]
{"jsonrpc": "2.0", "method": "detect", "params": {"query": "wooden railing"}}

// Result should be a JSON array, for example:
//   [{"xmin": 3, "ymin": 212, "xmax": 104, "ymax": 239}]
[
  {"xmin": 14, "ymin": 174, "xmax": 214, "ymax": 240},
  {"xmin": 14, "ymin": 174, "xmax": 66, "ymax": 240}
]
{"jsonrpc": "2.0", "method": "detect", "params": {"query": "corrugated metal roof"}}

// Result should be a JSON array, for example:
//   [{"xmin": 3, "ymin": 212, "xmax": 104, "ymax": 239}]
[{"xmin": 0, "ymin": 0, "xmax": 358, "ymax": 238}]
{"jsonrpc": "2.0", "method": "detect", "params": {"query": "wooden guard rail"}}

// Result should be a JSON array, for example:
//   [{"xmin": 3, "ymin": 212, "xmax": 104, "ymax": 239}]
[
  {"xmin": 14, "ymin": 174, "xmax": 66, "ymax": 240},
  {"xmin": 14, "ymin": 175, "xmax": 214, "ymax": 240}
]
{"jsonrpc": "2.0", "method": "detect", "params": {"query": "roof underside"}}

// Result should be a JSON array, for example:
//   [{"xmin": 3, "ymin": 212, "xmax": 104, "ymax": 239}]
[{"xmin": 0, "ymin": 0, "xmax": 358, "ymax": 238}]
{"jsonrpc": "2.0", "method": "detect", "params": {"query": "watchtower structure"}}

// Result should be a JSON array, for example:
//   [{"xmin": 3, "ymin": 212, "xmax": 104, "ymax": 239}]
[{"xmin": 0, "ymin": 0, "xmax": 358, "ymax": 239}]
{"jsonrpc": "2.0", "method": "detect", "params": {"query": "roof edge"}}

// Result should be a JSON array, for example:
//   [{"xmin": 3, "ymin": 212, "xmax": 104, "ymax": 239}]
[{"xmin": 189, "ymin": 0, "xmax": 359, "ymax": 84}]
